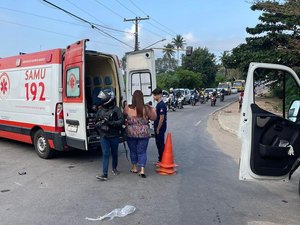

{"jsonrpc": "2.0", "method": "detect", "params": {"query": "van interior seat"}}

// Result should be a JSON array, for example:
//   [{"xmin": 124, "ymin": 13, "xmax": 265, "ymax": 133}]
[
  {"xmin": 104, "ymin": 75, "xmax": 113, "ymax": 87},
  {"xmin": 103, "ymin": 75, "xmax": 116, "ymax": 96},
  {"xmin": 92, "ymin": 76, "xmax": 103, "ymax": 106},
  {"xmin": 85, "ymin": 77, "xmax": 92, "ymax": 107},
  {"xmin": 86, "ymin": 77, "xmax": 92, "ymax": 86}
]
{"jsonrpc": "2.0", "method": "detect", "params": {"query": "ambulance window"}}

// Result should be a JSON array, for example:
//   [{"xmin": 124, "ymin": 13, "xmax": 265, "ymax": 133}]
[
  {"xmin": 253, "ymin": 68, "xmax": 300, "ymax": 119},
  {"xmin": 66, "ymin": 67, "xmax": 80, "ymax": 97},
  {"xmin": 131, "ymin": 72, "xmax": 152, "ymax": 96}
]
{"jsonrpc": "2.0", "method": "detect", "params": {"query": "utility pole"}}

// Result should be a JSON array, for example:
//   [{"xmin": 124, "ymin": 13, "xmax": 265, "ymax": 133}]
[{"xmin": 124, "ymin": 16, "xmax": 149, "ymax": 51}]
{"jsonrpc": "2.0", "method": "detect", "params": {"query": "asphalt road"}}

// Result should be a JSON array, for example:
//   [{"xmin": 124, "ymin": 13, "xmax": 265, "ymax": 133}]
[{"xmin": 0, "ymin": 94, "xmax": 299, "ymax": 225}]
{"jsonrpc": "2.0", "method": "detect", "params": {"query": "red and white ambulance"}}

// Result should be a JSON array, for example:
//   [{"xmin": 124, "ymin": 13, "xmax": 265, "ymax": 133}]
[
  {"xmin": 0, "ymin": 39, "xmax": 157, "ymax": 159},
  {"xmin": 0, "ymin": 39, "xmax": 127, "ymax": 158}
]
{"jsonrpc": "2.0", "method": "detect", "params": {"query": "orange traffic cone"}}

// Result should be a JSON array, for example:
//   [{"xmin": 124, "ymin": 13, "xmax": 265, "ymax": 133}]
[{"xmin": 156, "ymin": 132, "xmax": 178, "ymax": 175}]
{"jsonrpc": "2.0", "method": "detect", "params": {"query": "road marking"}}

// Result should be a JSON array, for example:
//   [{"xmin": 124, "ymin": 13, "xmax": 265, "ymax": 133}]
[
  {"xmin": 194, "ymin": 120, "xmax": 202, "ymax": 126},
  {"xmin": 14, "ymin": 182, "xmax": 23, "ymax": 186}
]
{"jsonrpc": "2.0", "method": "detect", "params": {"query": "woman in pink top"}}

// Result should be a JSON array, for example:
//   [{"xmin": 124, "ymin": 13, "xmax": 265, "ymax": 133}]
[{"xmin": 123, "ymin": 90, "xmax": 157, "ymax": 178}]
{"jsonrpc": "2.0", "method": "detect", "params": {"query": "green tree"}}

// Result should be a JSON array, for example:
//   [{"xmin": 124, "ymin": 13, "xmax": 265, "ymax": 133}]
[
  {"xmin": 174, "ymin": 69, "xmax": 203, "ymax": 89},
  {"xmin": 162, "ymin": 43, "xmax": 175, "ymax": 60},
  {"xmin": 181, "ymin": 47, "xmax": 217, "ymax": 87},
  {"xmin": 224, "ymin": 0, "xmax": 300, "ymax": 75},
  {"xmin": 172, "ymin": 35, "xmax": 186, "ymax": 66},
  {"xmin": 156, "ymin": 72, "xmax": 177, "ymax": 90},
  {"xmin": 161, "ymin": 43, "xmax": 176, "ymax": 72},
  {"xmin": 155, "ymin": 57, "xmax": 178, "ymax": 74},
  {"xmin": 156, "ymin": 69, "xmax": 204, "ymax": 90}
]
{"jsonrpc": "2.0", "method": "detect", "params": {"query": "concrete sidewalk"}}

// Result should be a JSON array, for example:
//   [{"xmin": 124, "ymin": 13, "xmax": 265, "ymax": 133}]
[{"xmin": 217, "ymin": 101, "xmax": 241, "ymax": 136}]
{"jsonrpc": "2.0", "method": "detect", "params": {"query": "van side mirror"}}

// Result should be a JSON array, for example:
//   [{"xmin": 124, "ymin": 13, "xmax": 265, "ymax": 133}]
[{"xmin": 287, "ymin": 100, "xmax": 300, "ymax": 122}]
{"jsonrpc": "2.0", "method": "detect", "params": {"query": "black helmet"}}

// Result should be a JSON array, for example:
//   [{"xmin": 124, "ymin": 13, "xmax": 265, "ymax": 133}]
[{"xmin": 97, "ymin": 88, "xmax": 115, "ymax": 106}]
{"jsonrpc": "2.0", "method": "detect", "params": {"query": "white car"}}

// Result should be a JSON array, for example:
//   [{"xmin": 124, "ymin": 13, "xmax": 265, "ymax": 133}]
[
  {"xmin": 239, "ymin": 63, "xmax": 300, "ymax": 190},
  {"xmin": 231, "ymin": 87, "xmax": 238, "ymax": 94},
  {"xmin": 174, "ymin": 88, "xmax": 191, "ymax": 104},
  {"xmin": 162, "ymin": 90, "xmax": 170, "ymax": 104}
]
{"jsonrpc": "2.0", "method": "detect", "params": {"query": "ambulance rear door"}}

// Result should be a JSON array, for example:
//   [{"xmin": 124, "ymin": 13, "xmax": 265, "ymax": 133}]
[
  {"xmin": 63, "ymin": 40, "xmax": 88, "ymax": 150},
  {"xmin": 126, "ymin": 49, "xmax": 156, "ymax": 105}
]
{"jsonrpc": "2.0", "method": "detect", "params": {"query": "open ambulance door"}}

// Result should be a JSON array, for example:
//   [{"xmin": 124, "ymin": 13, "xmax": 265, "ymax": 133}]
[
  {"xmin": 63, "ymin": 40, "xmax": 88, "ymax": 150},
  {"xmin": 239, "ymin": 63, "xmax": 300, "ymax": 181},
  {"xmin": 125, "ymin": 49, "xmax": 156, "ymax": 105}
]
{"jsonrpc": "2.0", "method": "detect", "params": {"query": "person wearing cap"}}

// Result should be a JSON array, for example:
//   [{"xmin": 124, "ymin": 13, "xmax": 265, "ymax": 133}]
[
  {"xmin": 94, "ymin": 89, "xmax": 124, "ymax": 181},
  {"xmin": 152, "ymin": 88, "xmax": 167, "ymax": 164}
]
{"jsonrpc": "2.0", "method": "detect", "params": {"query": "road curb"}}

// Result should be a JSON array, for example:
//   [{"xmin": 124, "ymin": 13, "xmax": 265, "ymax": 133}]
[
  {"xmin": 209, "ymin": 100, "xmax": 238, "ymax": 116},
  {"xmin": 211, "ymin": 100, "xmax": 239, "ymax": 136}
]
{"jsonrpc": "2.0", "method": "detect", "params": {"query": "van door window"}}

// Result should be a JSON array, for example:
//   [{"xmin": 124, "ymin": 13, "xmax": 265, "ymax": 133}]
[
  {"xmin": 66, "ymin": 67, "xmax": 80, "ymax": 97},
  {"xmin": 253, "ymin": 68, "xmax": 300, "ymax": 119},
  {"xmin": 131, "ymin": 72, "xmax": 152, "ymax": 96}
]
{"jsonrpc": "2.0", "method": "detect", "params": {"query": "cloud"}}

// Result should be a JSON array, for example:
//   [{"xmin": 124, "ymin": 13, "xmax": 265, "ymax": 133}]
[
  {"xmin": 183, "ymin": 32, "xmax": 198, "ymax": 44},
  {"xmin": 124, "ymin": 24, "xmax": 138, "ymax": 41},
  {"xmin": 183, "ymin": 32, "xmax": 246, "ymax": 53}
]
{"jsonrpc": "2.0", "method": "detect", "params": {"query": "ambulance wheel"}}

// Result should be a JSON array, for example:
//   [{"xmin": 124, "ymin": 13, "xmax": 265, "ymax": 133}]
[{"xmin": 33, "ymin": 130, "xmax": 54, "ymax": 159}]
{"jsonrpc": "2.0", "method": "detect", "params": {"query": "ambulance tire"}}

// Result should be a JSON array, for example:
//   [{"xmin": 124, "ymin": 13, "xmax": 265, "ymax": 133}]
[{"xmin": 33, "ymin": 130, "xmax": 54, "ymax": 159}]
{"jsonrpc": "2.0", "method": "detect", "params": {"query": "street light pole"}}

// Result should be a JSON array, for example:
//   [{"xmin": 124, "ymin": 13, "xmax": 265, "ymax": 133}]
[{"xmin": 143, "ymin": 38, "xmax": 166, "ymax": 50}]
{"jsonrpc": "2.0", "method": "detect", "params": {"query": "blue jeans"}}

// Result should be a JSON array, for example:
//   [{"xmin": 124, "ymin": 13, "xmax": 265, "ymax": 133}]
[
  {"xmin": 126, "ymin": 137, "xmax": 149, "ymax": 167},
  {"xmin": 100, "ymin": 136, "xmax": 119, "ymax": 176},
  {"xmin": 155, "ymin": 129, "xmax": 166, "ymax": 162}
]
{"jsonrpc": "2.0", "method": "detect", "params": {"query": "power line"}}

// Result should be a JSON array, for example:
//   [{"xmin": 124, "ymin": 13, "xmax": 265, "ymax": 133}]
[
  {"xmin": 127, "ymin": 0, "xmax": 177, "ymax": 36},
  {"xmin": 0, "ymin": 19, "xmax": 130, "ymax": 49},
  {"xmin": 115, "ymin": 0, "xmax": 175, "ymax": 37},
  {"xmin": 63, "ymin": 0, "xmax": 132, "ymax": 34},
  {"xmin": 143, "ymin": 27, "xmax": 165, "ymax": 39},
  {"xmin": 0, "ymin": 19, "xmax": 84, "ymax": 40},
  {"xmin": 94, "ymin": 0, "xmax": 124, "ymax": 19},
  {"xmin": 145, "ymin": 20, "xmax": 175, "ymax": 37},
  {"xmin": 127, "ymin": 0, "xmax": 148, "ymax": 16},
  {"xmin": 0, "ymin": 6, "xmax": 86, "ymax": 27},
  {"xmin": 0, "ymin": 6, "xmax": 133, "ymax": 35},
  {"xmin": 92, "ymin": 0, "xmax": 166, "ymax": 44},
  {"xmin": 41, "ymin": 0, "xmax": 134, "ymax": 49},
  {"xmin": 114, "ymin": 0, "xmax": 137, "ymax": 16}
]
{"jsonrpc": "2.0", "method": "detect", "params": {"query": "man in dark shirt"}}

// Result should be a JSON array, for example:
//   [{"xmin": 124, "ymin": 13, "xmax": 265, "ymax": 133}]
[{"xmin": 152, "ymin": 88, "xmax": 167, "ymax": 163}]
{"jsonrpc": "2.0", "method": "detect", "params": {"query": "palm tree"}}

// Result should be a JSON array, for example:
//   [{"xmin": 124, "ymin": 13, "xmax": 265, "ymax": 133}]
[
  {"xmin": 162, "ymin": 43, "xmax": 175, "ymax": 60},
  {"xmin": 172, "ymin": 35, "xmax": 186, "ymax": 66},
  {"xmin": 162, "ymin": 43, "xmax": 175, "ymax": 71}
]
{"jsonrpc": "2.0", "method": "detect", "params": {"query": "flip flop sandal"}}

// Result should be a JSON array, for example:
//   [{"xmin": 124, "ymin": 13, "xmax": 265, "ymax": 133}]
[
  {"xmin": 138, "ymin": 173, "xmax": 146, "ymax": 178},
  {"xmin": 130, "ymin": 169, "xmax": 138, "ymax": 173}
]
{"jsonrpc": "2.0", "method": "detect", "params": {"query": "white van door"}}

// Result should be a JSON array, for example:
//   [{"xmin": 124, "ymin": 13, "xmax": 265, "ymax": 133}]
[
  {"xmin": 62, "ymin": 40, "xmax": 88, "ymax": 150},
  {"xmin": 125, "ymin": 49, "xmax": 156, "ymax": 105},
  {"xmin": 239, "ymin": 63, "xmax": 300, "ymax": 181}
]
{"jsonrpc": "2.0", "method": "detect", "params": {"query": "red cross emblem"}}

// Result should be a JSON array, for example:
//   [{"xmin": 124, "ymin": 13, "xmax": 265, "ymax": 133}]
[
  {"xmin": 0, "ymin": 72, "xmax": 10, "ymax": 100},
  {"xmin": 69, "ymin": 74, "xmax": 76, "ymax": 91}
]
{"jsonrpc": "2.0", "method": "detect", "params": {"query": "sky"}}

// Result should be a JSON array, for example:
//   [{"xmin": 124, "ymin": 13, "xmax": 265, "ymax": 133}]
[{"xmin": 0, "ymin": 0, "xmax": 261, "ymax": 60}]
